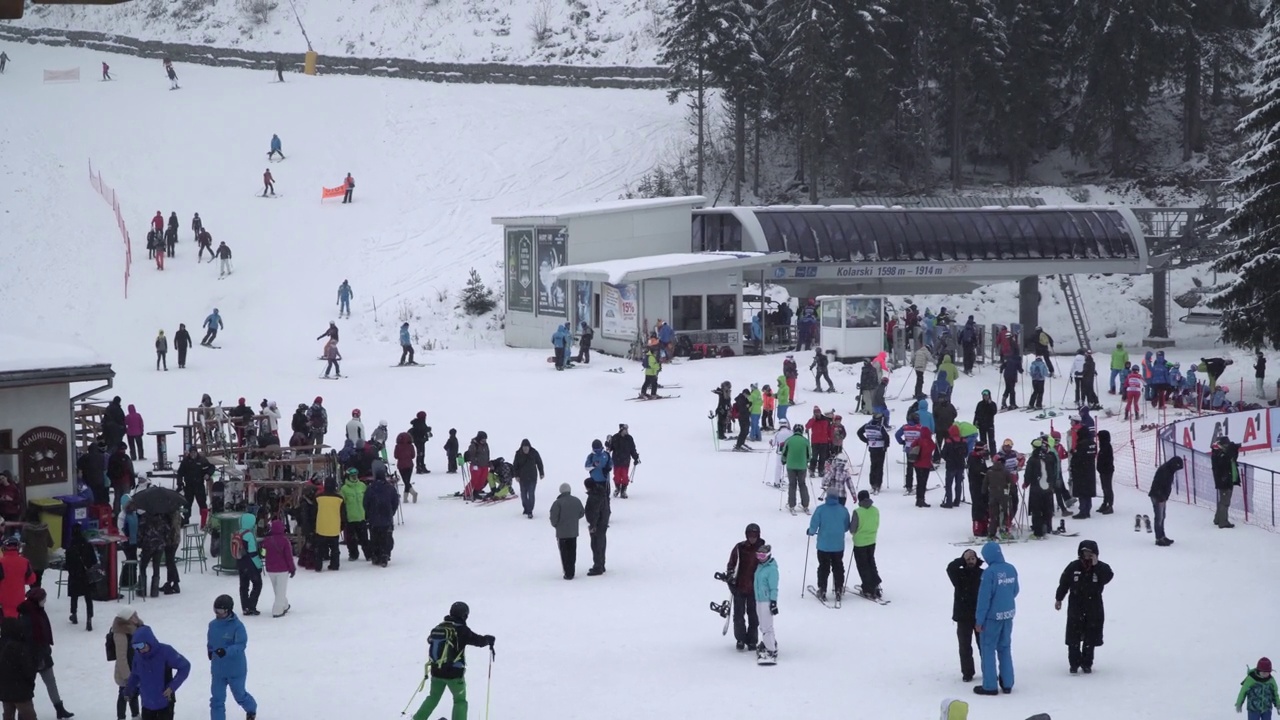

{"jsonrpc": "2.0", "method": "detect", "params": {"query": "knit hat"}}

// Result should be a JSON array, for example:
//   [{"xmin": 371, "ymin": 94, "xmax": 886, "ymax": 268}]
[
  {"xmin": 558, "ymin": 483, "xmax": 571, "ymax": 493},
  {"xmin": 857, "ymin": 490, "xmax": 871, "ymax": 502},
  {"xmin": 756, "ymin": 544, "xmax": 771, "ymax": 556},
  {"xmin": 1260, "ymin": 657, "xmax": 1273, "ymax": 673},
  {"xmin": 116, "ymin": 606, "xmax": 139, "ymax": 621}
]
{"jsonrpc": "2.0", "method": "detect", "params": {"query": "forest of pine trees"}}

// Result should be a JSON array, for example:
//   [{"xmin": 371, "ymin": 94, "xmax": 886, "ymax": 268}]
[{"xmin": 658, "ymin": 0, "xmax": 1262, "ymax": 199}]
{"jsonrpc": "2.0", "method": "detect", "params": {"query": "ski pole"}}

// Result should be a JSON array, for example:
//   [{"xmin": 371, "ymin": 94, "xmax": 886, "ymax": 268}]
[
  {"xmin": 1061, "ymin": 377, "xmax": 1071, "ymax": 405},
  {"xmin": 843, "ymin": 546, "xmax": 854, "ymax": 595},
  {"xmin": 801, "ymin": 534, "xmax": 811, "ymax": 599},
  {"xmin": 893, "ymin": 370, "xmax": 911, "ymax": 400},
  {"xmin": 400, "ymin": 676, "xmax": 426, "ymax": 716},
  {"xmin": 485, "ymin": 647, "xmax": 495, "ymax": 720}
]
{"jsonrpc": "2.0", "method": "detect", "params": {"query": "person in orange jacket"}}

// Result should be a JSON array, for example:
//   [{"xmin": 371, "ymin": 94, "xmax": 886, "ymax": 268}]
[
  {"xmin": 0, "ymin": 536, "xmax": 36, "ymax": 618},
  {"xmin": 342, "ymin": 173, "xmax": 355, "ymax": 204}
]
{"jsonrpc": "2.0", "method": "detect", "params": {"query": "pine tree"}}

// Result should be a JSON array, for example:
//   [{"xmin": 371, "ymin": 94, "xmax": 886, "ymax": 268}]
[
  {"xmin": 1211, "ymin": 2, "xmax": 1280, "ymax": 349},
  {"xmin": 933, "ymin": 0, "xmax": 1008, "ymax": 188},
  {"xmin": 660, "ymin": 0, "xmax": 731, "ymax": 194},
  {"xmin": 459, "ymin": 268, "xmax": 497, "ymax": 316},
  {"xmin": 995, "ymin": 0, "xmax": 1057, "ymax": 183},
  {"xmin": 830, "ymin": 0, "xmax": 894, "ymax": 190}
]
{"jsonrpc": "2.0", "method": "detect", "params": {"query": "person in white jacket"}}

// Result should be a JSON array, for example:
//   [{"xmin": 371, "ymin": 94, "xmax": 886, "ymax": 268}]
[
  {"xmin": 346, "ymin": 409, "xmax": 365, "ymax": 444},
  {"xmin": 770, "ymin": 426, "xmax": 793, "ymax": 487},
  {"xmin": 1070, "ymin": 350, "xmax": 1087, "ymax": 406}
]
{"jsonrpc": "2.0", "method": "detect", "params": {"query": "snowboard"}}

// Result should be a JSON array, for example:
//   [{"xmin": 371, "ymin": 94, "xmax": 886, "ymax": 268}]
[
  {"xmin": 605, "ymin": 367, "xmax": 625, "ymax": 374},
  {"xmin": 257, "ymin": 193, "xmax": 283, "ymax": 199},
  {"xmin": 709, "ymin": 599, "xmax": 731, "ymax": 635},
  {"xmin": 1050, "ymin": 531, "xmax": 1081, "ymax": 537},
  {"xmin": 627, "ymin": 395, "xmax": 680, "ymax": 401},
  {"xmin": 756, "ymin": 652, "xmax": 777, "ymax": 666},
  {"xmin": 952, "ymin": 535, "xmax": 1022, "ymax": 547},
  {"xmin": 718, "ymin": 446, "xmax": 762, "ymax": 452},
  {"xmin": 805, "ymin": 585, "xmax": 840, "ymax": 608},
  {"xmin": 847, "ymin": 585, "xmax": 890, "ymax": 605},
  {"xmin": 201, "ymin": 345, "xmax": 221, "ymax": 350}
]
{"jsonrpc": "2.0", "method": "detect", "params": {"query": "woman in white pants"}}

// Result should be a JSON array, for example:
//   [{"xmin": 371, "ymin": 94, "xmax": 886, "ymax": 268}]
[
  {"xmin": 261, "ymin": 520, "xmax": 297, "ymax": 617},
  {"xmin": 754, "ymin": 544, "xmax": 779, "ymax": 664},
  {"xmin": 770, "ymin": 427, "xmax": 793, "ymax": 487}
]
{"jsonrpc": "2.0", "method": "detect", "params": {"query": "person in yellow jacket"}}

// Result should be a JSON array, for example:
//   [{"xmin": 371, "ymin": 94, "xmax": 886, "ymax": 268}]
[
  {"xmin": 314, "ymin": 478, "xmax": 344, "ymax": 571},
  {"xmin": 637, "ymin": 348, "xmax": 661, "ymax": 399}
]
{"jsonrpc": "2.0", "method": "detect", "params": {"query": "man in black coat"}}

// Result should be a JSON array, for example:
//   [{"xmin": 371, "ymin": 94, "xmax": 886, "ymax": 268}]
[
  {"xmin": 174, "ymin": 323, "xmax": 193, "ymax": 369},
  {"xmin": 584, "ymin": 479, "xmax": 611, "ymax": 576},
  {"xmin": 732, "ymin": 390, "xmax": 752, "ymax": 451},
  {"xmin": 1081, "ymin": 351, "xmax": 1099, "ymax": 407},
  {"xmin": 511, "ymin": 439, "xmax": 544, "ymax": 518},
  {"xmin": 77, "ymin": 441, "xmax": 109, "ymax": 505},
  {"xmin": 103, "ymin": 397, "xmax": 127, "ymax": 450},
  {"xmin": 946, "ymin": 549, "xmax": 984, "ymax": 682},
  {"xmin": 1210, "ymin": 437, "xmax": 1240, "ymax": 528},
  {"xmin": 176, "ymin": 447, "xmax": 216, "ymax": 527},
  {"xmin": 606, "ymin": 424, "xmax": 640, "ymax": 499},
  {"xmin": 409, "ymin": 412, "xmax": 432, "ymax": 474},
  {"xmin": 1148, "ymin": 456, "xmax": 1183, "ymax": 546},
  {"xmin": 713, "ymin": 382, "xmax": 732, "ymax": 440},
  {"xmin": 1071, "ymin": 428, "xmax": 1097, "ymax": 520},
  {"xmin": 973, "ymin": 390, "xmax": 998, "ymax": 454},
  {"xmin": 0, "ymin": 617, "xmax": 38, "ymax": 720},
  {"xmin": 1054, "ymin": 539, "xmax": 1114, "ymax": 674},
  {"xmin": 724, "ymin": 523, "xmax": 766, "ymax": 651}
]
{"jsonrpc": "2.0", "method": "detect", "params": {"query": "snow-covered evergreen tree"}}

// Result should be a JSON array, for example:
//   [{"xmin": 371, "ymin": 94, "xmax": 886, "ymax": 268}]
[
  {"xmin": 459, "ymin": 268, "xmax": 497, "ymax": 316},
  {"xmin": 1212, "ymin": 2, "xmax": 1280, "ymax": 348}
]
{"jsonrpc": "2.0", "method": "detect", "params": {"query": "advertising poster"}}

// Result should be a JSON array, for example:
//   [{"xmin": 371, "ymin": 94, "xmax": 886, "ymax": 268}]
[
  {"xmin": 602, "ymin": 283, "xmax": 638, "ymax": 339},
  {"xmin": 536, "ymin": 226, "xmax": 567, "ymax": 317},
  {"xmin": 574, "ymin": 281, "xmax": 593, "ymax": 328},
  {"xmin": 505, "ymin": 229, "xmax": 534, "ymax": 313}
]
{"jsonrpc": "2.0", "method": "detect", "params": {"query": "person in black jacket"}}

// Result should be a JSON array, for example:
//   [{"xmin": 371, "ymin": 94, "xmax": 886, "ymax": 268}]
[
  {"xmin": 606, "ymin": 424, "xmax": 640, "ymax": 499},
  {"xmin": 1211, "ymin": 437, "xmax": 1240, "ymax": 528},
  {"xmin": 363, "ymin": 475, "xmax": 399, "ymax": 566},
  {"xmin": 724, "ymin": 523, "xmax": 766, "ymax": 651},
  {"xmin": 409, "ymin": 412, "xmax": 433, "ymax": 474},
  {"xmin": 174, "ymin": 323, "xmax": 193, "ymax": 369},
  {"xmin": 732, "ymin": 390, "xmax": 752, "ymax": 451},
  {"xmin": 584, "ymin": 479, "xmax": 611, "ymax": 576},
  {"xmin": 973, "ymin": 391, "xmax": 997, "ymax": 455},
  {"xmin": 103, "ymin": 397, "xmax": 127, "ymax": 450},
  {"xmin": 967, "ymin": 443, "xmax": 990, "ymax": 537},
  {"xmin": 940, "ymin": 427, "xmax": 967, "ymax": 508},
  {"xmin": 1081, "ymin": 351, "xmax": 1100, "ymax": 407},
  {"xmin": 1054, "ymin": 539, "xmax": 1114, "ymax": 674},
  {"xmin": 575, "ymin": 321, "xmax": 594, "ymax": 364},
  {"xmin": 444, "ymin": 429, "xmax": 459, "ymax": 474},
  {"xmin": 712, "ymin": 381, "xmax": 732, "ymax": 440},
  {"xmin": 511, "ymin": 440, "xmax": 544, "ymax": 518},
  {"xmin": 0, "ymin": 617, "xmax": 38, "ymax": 720},
  {"xmin": 176, "ymin": 448, "xmax": 215, "ymax": 527},
  {"xmin": 856, "ymin": 414, "xmax": 889, "ymax": 493},
  {"xmin": 946, "ymin": 549, "xmax": 984, "ymax": 682},
  {"xmin": 1148, "ymin": 456, "xmax": 1183, "ymax": 546},
  {"xmin": 78, "ymin": 441, "xmax": 109, "ymax": 506},
  {"xmin": 65, "ymin": 526, "xmax": 99, "ymax": 629},
  {"xmin": 1096, "ymin": 430, "xmax": 1115, "ymax": 514},
  {"xmin": 412, "ymin": 603, "xmax": 495, "ymax": 720}
]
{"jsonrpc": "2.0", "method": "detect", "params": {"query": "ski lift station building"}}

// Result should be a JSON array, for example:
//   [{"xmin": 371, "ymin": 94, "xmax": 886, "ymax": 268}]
[{"xmin": 493, "ymin": 196, "xmax": 1149, "ymax": 358}]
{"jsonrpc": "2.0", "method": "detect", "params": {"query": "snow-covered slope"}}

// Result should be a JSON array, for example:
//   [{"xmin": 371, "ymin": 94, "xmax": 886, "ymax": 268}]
[{"xmin": 13, "ymin": 0, "xmax": 664, "ymax": 65}]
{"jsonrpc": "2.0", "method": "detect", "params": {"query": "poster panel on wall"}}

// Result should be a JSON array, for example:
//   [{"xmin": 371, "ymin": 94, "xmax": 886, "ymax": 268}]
[
  {"xmin": 574, "ymin": 281, "xmax": 593, "ymax": 328},
  {"xmin": 536, "ymin": 226, "xmax": 568, "ymax": 317},
  {"xmin": 506, "ymin": 229, "xmax": 534, "ymax": 313},
  {"xmin": 602, "ymin": 283, "xmax": 638, "ymax": 339}
]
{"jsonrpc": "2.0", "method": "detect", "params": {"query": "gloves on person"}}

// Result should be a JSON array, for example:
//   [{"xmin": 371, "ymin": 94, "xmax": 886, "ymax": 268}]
[
  {"xmin": 215, "ymin": 648, "xmax": 226, "ymax": 657},
  {"xmin": 806, "ymin": 529, "xmax": 815, "ymax": 537},
  {"xmin": 484, "ymin": 635, "xmax": 495, "ymax": 647},
  {"xmin": 769, "ymin": 601, "xmax": 778, "ymax": 616},
  {"xmin": 289, "ymin": 571, "xmax": 296, "ymax": 578}
]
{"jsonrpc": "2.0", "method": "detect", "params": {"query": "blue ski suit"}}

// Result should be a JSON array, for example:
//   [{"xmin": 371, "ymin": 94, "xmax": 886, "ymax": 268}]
[
  {"xmin": 337, "ymin": 282, "xmax": 353, "ymax": 314},
  {"xmin": 975, "ymin": 541, "xmax": 1019, "ymax": 692},
  {"xmin": 207, "ymin": 611, "xmax": 257, "ymax": 720}
]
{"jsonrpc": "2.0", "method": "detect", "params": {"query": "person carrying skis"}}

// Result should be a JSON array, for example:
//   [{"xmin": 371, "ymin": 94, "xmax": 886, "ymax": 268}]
[
  {"xmin": 856, "ymin": 413, "xmax": 888, "ymax": 493},
  {"xmin": 1054, "ymin": 540, "xmax": 1113, "ymax": 674},
  {"xmin": 973, "ymin": 542, "xmax": 1018, "ymax": 696},
  {"xmin": 342, "ymin": 173, "xmax": 355, "ymax": 204},
  {"xmin": 262, "ymin": 168, "xmax": 275, "ymax": 197},
  {"xmin": 725, "ymin": 524, "xmax": 766, "ymax": 651},
  {"xmin": 215, "ymin": 241, "xmax": 233, "ymax": 277},
  {"xmin": 753, "ymin": 544, "xmax": 779, "ymax": 665},
  {"xmin": 781, "ymin": 426, "xmax": 811, "ymax": 514},
  {"xmin": 201, "ymin": 308, "xmax": 223, "ymax": 346},
  {"xmin": 124, "ymin": 624, "xmax": 191, "ymax": 718},
  {"xmin": 322, "ymin": 338, "xmax": 341, "ymax": 379},
  {"xmin": 267, "ymin": 134, "xmax": 284, "ymax": 161},
  {"xmin": 398, "ymin": 322, "xmax": 415, "ymax": 365},
  {"xmin": 808, "ymin": 492, "xmax": 850, "ymax": 603},
  {"xmin": 1148, "ymin": 455, "xmax": 1182, "ymax": 546},
  {"xmin": 946, "ymin": 548, "xmax": 984, "ymax": 682},
  {"xmin": 337, "ymin": 280, "xmax": 353, "ymax": 318},
  {"xmin": 810, "ymin": 348, "xmax": 835, "ymax": 393},
  {"xmin": 849, "ymin": 490, "xmax": 881, "ymax": 598},
  {"xmin": 606, "ymin": 424, "xmax": 639, "ymax": 499}
]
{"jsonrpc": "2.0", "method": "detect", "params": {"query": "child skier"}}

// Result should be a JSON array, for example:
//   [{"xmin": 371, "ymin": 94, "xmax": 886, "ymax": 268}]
[
  {"xmin": 445, "ymin": 429, "xmax": 459, "ymax": 474},
  {"xmin": 753, "ymin": 544, "xmax": 778, "ymax": 665},
  {"xmin": 761, "ymin": 385, "xmax": 775, "ymax": 431},
  {"xmin": 1237, "ymin": 657, "xmax": 1280, "ymax": 720}
]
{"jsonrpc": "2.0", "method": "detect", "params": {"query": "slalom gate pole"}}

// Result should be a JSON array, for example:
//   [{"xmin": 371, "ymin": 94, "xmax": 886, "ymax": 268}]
[
  {"xmin": 485, "ymin": 648, "xmax": 495, "ymax": 720},
  {"xmin": 400, "ymin": 677, "xmax": 426, "ymax": 716},
  {"xmin": 801, "ymin": 535, "xmax": 811, "ymax": 599}
]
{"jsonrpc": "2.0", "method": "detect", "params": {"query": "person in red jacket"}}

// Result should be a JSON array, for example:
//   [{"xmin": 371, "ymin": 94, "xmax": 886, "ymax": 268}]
[
  {"xmin": 910, "ymin": 430, "xmax": 937, "ymax": 508},
  {"xmin": 805, "ymin": 407, "xmax": 834, "ymax": 478},
  {"xmin": 342, "ymin": 173, "xmax": 355, "ymax": 204},
  {"xmin": 0, "ymin": 536, "xmax": 36, "ymax": 618},
  {"xmin": 393, "ymin": 432, "xmax": 417, "ymax": 503},
  {"xmin": 262, "ymin": 168, "xmax": 275, "ymax": 197}
]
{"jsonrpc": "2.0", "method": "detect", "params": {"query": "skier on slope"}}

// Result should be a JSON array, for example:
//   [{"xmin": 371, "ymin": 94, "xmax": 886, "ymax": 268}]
[
  {"xmin": 197, "ymin": 227, "xmax": 214, "ymax": 262},
  {"xmin": 725, "ymin": 523, "xmax": 766, "ymax": 652},
  {"xmin": 1028, "ymin": 357, "xmax": 1048, "ymax": 410},
  {"xmin": 781, "ymin": 426, "xmax": 811, "ymax": 515},
  {"xmin": 316, "ymin": 322, "xmax": 339, "ymax": 344},
  {"xmin": 191, "ymin": 212, "xmax": 203, "ymax": 241},
  {"xmin": 337, "ymin": 280, "xmax": 353, "ymax": 318},
  {"xmin": 322, "ymin": 338, "xmax": 342, "ymax": 379},
  {"xmin": 1054, "ymin": 540, "xmax": 1113, "ymax": 674},
  {"xmin": 399, "ymin": 323, "xmax": 415, "ymax": 365},
  {"xmin": 856, "ymin": 412, "xmax": 888, "ymax": 494},
  {"xmin": 267, "ymin": 134, "xmax": 284, "ymax": 161},
  {"xmin": 807, "ymin": 491, "xmax": 850, "ymax": 604},
  {"xmin": 849, "ymin": 490, "xmax": 881, "ymax": 599},
  {"xmin": 342, "ymin": 173, "xmax": 355, "ymax": 204},
  {"xmin": 163, "ymin": 58, "xmax": 178, "ymax": 89},
  {"xmin": 201, "ymin": 309, "xmax": 223, "ymax": 347},
  {"xmin": 101, "ymin": 61, "xmax": 110, "ymax": 81},
  {"xmin": 769, "ymin": 425, "xmax": 793, "ymax": 488},
  {"xmin": 262, "ymin": 168, "xmax": 275, "ymax": 197},
  {"xmin": 215, "ymin": 241, "xmax": 233, "ymax": 277},
  {"xmin": 410, "ymin": 602, "xmax": 495, "ymax": 720},
  {"xmin": 810, "ymin": 348, "xmax": 835, "ymax": 393}
]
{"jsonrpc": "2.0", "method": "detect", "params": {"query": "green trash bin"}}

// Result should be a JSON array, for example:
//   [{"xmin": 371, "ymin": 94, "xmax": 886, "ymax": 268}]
[{"xmin": 212, "ymin": 512, "xmax": 244, "ymax": 575}]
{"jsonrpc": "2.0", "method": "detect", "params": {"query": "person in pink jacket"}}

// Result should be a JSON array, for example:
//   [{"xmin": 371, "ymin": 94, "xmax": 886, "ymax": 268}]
[
  {"xmin": 125, "ymin": 405, "xmax": 146, "ymax": 461},
  {"xmin": 260, "ymin": 520, "xmax": 296, "ymax": 617}
]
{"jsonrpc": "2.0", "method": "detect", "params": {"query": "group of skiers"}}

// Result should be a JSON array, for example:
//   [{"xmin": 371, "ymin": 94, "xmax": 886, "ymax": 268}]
[{"xmin": 146, "ymin": 211, "xmax": 231, "ymax": 275}]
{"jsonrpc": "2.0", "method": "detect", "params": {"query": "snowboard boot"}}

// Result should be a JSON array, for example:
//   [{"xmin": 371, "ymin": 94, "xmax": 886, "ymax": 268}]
[
  {"xmin": 1056, "ymin": 519, "xmax": 1066, "ymax": 534},
  {"xmin": 162, "ymin": 582, "xmax": 181, "ymax": 595},
  {"xmin": 1134, "ymin": 514, "xmax": 1142, "ymax": 531},
  {"xmin": 1097, "ymin": 503, "xmax": 1113, "ymax": 515},
  {"xmin": 736, "ymin": 641, "xmax": 746, "ymax": 651},
  {"xmin": 619, "ymin": 486, "xmax": 628, "ymax": 499},
  {"xmin": 54, "ymin": 702, "xmax": 74, "ymax": 719},
  {"xmin": 1155, "ymin": 537, "xmax": 1174, "ymax": 546}
]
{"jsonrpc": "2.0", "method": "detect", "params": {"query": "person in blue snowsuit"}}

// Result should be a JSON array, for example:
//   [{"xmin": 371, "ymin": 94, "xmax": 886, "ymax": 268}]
[
  {"xmin": 337, "ymin": 280, "xmax": 354, "ymax": 318},
  {"xmin": 201, "ymin": 309, "xmax": 223, "ymax": 346},
  {"xmin": 974, "ymin": 541, "xmax": 1018, "ymax": 695},
  {"xmin": 267, "ymin": 134, "xmax": 284, "ymax": 161},
  {"xmin": 125, "ymin": 625, "xmax": 192, "ymax": 718},
  {"xmin": 584, "ymin": 440, "xmax": 612, "ymax": 491},
  {"xmin": 551, "ymin": 323, "xmax": 572, "ymax": 370},
  {"xmin": 806, "ymin": 493, "xmax": 850, "ymax": 599},
  {"xmin": 399, "ymin": 322, "xmax": 415, "ymax": 366},
  {"xmin": 207, "ymin": 594, "xmax": 257, "ymax": 720},
  {"xmin": 915, "ymin": 398, "xmax": 934, "ymax": 433}
]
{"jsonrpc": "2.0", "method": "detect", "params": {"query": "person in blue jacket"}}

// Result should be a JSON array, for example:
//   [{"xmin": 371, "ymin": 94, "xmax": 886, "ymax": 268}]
[
  {"xmin": 235, "ymin": 514, "xmax": 263, "ymax": 615},
  {"xmin": 973, "ymin": 541, "xmax": 1018, "ymax": 696},
  {"xmin": 753, "ymin": 544, "xmax": 779, "ymax": 664},
  {"xmin": 125, "ymin": 624, "xmax": 191, "ymax": 719},
  {"xmin": 584, "ymin": 440, "xmax": 612, "ymax": 491},
  {"xmin": 398, "ymin": 322, "xmax": 416, "ymax": 366},
  {"xmin": 1149, "ymin": 350, "xmax": 1170, "ymax": 406},
  {"xmin": 337, "ymin": 280, "xmax": 354, "ymax": 318},
  {"xmin": 806, "ymin": 493, "xmax": 850, "ymax": 602},
  {"xmin": 267, "ymin": 134, "xmax": 284, "ymax": 161},
  {"xmin": 915, "ymin": 398, "xmax": 934, "ymax": 433},
  {"xmin": 1028, "ymin": 357, "xmax": 1048, "ymax": 410},
  {"xmin": 551, "ymin": 323, "xmax": 571, "ymax": 370},
  {"xmin": 208, "ymin": 594, "xmax": 257, "ymax": 720},
  {"xmin": 201, "ymin": 309, "xmax": 223, "ymax": 347}
]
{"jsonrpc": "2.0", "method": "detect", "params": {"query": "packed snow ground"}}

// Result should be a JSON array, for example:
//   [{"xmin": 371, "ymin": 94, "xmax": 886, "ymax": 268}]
[{"xmin": 4, "ymin": 43, "xmax": 1279, "ymax": 720}]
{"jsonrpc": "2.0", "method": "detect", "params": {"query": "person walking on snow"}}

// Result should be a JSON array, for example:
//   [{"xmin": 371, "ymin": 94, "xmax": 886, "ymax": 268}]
[
  {"xmin": 849, "ymin": 490, "xmax": 881, "ymax": 598},
  {"xmin": 337, "ymin": 280, "xmax": 353, "ymax": 318},
  {"xmin": 511, "ymin": 439, "xmax": 544, "ymax": 518},
  {"xmin": 215, "ymin": 241, "xmax": 233, "ymax": 277},
  {"xmin": 267, "ymin": 134, "xmax": 284, "ymax": 161},
  {"xmin": 154, "ymin": 330, "xmax": 168, "ymax": 371},
  {"xmin": 399, "ymin": 323, "xmax": 415, "ymax": 365},
  {"xmin": 151, "ymin": 211, "xmax": 164, "ymax": 236},
  {"xmin": 807, "ymin": 492, "xmax": 850, "ymax": 602},
  {"xmin": 274, "ymin": 60, "xmax": 285, "ymax": 83},
  {"xmin": 208, "ymin": 594, "xmax": 257, "ymax": 720},
  {"xmin": 260, "ymin": 520, "xmax": 295, "ymax": 617},
  {"xmin": 606, "ymin": 424, "xmax": 639, "ymax": 499},
  {"xmin": 584, "ymin": 475, "xmax": 611, "ymax": 576},
  {"xmin": 101, "ymin": 61, "xmax": 110, "ymax": 81},
  {"xmin": 124, "ymin": 624, "xmax": 190, "ymax": 720},
  {"xmin": 549, "ymin": 483, "xmax": 585, "ymax": 579},
  {"xmin": 725, "ymin": 524, "xmax": 766, "ymax": 651},
  {"xmin": 973, "ymin": 541, "xmax": 1018, "ymax": 696},
  {"xmin": 201, "ymin": 309, "xmax": 223, "ymax": 346},
  {"xmin": 947, "ymin": 549, "xmax": 984, "ymax": 682},
  {"xmin": 234, "ymin": 514, "xmax": 263, "ymax": 615},
  {"xmin": 173, "ymin": 323, "xmax": 193, "ymax": 369},
  {"xmin": 1256, "ymin": 350, "xmax": 1268, "ymax": 399},
  {"xmin": 753, "ymin": 544, "xmax": 779, "ymax": 665},
  {"xmin": 342, "ymin": 173, "xmax": 355, "ymax": 204},
  {"xmin": 1236, "ymin": 658, "xmax": 1280, "ymax": 719},
  {"xmin": 1054, "ymin": 539, "xmax": 1113, "ymax": 674},
  {"xmin": 261, "ymin": 168, "xmax": 275, "ymax": 197},
  {"xmin": 411, "ymin": 602, "xmax": 495, "ymax": 720}
]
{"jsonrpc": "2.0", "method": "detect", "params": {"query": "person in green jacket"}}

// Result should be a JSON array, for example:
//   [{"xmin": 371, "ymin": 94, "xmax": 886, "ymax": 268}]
[
  {"xmin": 749, "ymin": 384, "xmax": 764, "ymax": 442},
  {"xmin": 775, "ymin": 375, "xmax": 792, "ymax": 428},
  {"xmin": 638, "ymin": 348, "xmax": 661, "ymax": 399},
  {"xmin": 1237, "ymin": 657, "xmax": 1279, "ymax": 718},
  {"xmin": 782, "ymin": 428, "xmax": 811, "ymax": 514},
  {"xmin": 849, "ymin": 490, "xmax": 882, "ymax": 599},
  {"xmin": 1109, "ymin": 343, "xmax": 1129, "ymax": 395},
  {"xmin": 939, "ymin": 355, "xmax": 959, "ymax": 385},
  {"xmin": 339, "ymin": 468, "xmax": 370, "ymax": 561}
]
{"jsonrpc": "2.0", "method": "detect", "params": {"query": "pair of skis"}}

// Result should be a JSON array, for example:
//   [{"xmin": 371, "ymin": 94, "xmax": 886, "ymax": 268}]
[{"xmin": 806, "ymin": 584, "xmax": 890, "ymax": 607}]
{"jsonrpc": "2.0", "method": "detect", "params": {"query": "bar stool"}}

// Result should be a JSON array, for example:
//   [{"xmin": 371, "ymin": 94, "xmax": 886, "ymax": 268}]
[
  {"xmin": 178, "ymin": 524, "xmax": 207, "ymax": 574},
  {"xmin": 49, "ymin": 558, "xmax": 68, "ymax": 599},
  {"xmin": 118, "ymin": 560, "xmax": 138, "ymax": 604}
]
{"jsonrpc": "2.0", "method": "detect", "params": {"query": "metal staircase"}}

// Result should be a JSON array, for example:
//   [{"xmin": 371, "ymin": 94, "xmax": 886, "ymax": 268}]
[{"xmin": 1058, "ymin": 274, "xmax": 1092, "ymax": 353}]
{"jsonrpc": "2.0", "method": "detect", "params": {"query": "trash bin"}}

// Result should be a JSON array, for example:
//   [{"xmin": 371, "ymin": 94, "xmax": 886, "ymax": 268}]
[
  {"xmin": 213, "ymin": 512, "xmax": 243, "ymax": 575},
  {"xmin": 53, "ymin": 495, "xmax": 89, "ymax": 549},
  {"xmin": 29, "ymin": 498, "xmax": 65, "ymax": 550}
]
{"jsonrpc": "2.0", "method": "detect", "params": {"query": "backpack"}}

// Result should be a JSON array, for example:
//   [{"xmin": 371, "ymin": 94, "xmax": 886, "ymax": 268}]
[
  {"xmin": 105, "ymin": 630, "xmax": 117, "ymax": 661},
  {"xmin": 230, "ymin": 529, "xmax": 247, "ymax": 560},
  {"xmin": 426, "ymin": 622, "xmax": 458, "ymax": 673}
]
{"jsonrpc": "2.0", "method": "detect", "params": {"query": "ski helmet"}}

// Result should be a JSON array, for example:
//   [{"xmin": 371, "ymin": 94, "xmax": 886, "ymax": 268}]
[
  {"xmin": 214, "ymin": 594, "xmax": 235, "ymax": 613},
  {"xmin": 449, "ymin": 601, "xmax": 470, "ymax": 621},
  {"xmin": 744, "ymin": 523, "xmax": 760, "ymax": 537}
]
